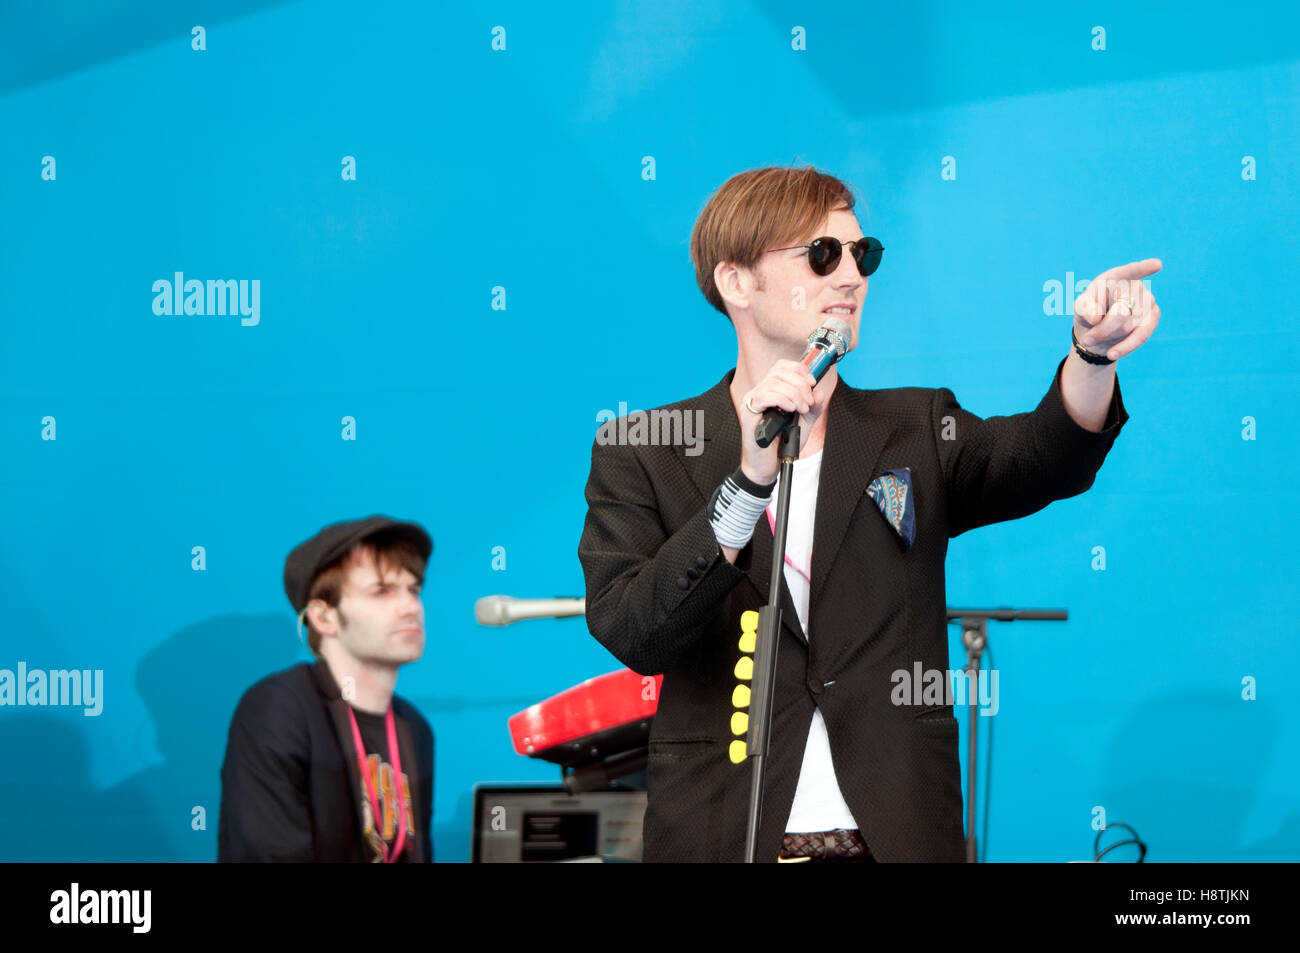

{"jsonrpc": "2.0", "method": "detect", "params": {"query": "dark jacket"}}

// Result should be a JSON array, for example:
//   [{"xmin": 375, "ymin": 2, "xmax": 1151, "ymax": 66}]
[
  {"xmin": 578, "ymin": 355, "xmax": 1128, "ymax": 862},
  {"xmin": 218, "ymin": 658, "xmax": 434, "ymax": 862}
]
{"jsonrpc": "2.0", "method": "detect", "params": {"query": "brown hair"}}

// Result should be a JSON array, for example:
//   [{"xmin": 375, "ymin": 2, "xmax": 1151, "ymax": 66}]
[
  {"xmin": 689, "ymin": 164, "xmax": 861, "ymax": 321},
  {"xmin": 303, "ymin": 532, "xmax": 427, "ymax": 656}
]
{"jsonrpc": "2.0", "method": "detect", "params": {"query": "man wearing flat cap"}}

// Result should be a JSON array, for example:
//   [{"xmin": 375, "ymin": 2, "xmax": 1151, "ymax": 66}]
[{"xmin": 218, "ymin": 516, "xmax": 436, "ymax": 862}]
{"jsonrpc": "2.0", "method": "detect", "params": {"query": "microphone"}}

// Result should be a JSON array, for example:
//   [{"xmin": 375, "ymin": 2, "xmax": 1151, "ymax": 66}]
[
  {"xmin": 474, "ymin": 595, "xmax": 586, "ymax": 626},
  {"xmin": 753, "ymin": 315, "xmax": 854, "ymax": 448}
]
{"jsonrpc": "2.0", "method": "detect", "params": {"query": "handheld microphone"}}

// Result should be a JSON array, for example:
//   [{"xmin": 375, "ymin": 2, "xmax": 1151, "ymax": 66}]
[
  {"xmin": 474, "ymin": 595, "xmax": 586, "ymax": 626},
  {"xmin": 753, "ymin": 315, "xmax": 854, "ymax": 448}
]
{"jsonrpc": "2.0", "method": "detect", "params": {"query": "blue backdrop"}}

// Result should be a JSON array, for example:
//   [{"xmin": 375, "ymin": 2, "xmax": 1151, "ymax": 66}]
[{"xmin": 2, "ymin": 0, "xmax": 1297, "ymax": 862}]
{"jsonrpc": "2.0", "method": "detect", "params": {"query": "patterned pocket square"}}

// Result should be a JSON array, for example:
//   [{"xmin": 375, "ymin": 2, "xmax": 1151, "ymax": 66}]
[{"xmin": 866, "ymin": 467, "xmax": 915, "ymax": 550}]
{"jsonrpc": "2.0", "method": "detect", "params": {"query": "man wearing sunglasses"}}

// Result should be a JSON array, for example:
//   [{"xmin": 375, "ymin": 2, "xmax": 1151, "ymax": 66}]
[{"xmin": 579, "ymin": 165, "xmax": 1146, "ymax": 862}]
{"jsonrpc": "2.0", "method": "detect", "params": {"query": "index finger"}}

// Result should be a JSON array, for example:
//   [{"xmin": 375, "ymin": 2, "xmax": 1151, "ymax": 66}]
[{"xmin": 1096, "ymin": 258, "xmax": 1163, "ymax": 282}]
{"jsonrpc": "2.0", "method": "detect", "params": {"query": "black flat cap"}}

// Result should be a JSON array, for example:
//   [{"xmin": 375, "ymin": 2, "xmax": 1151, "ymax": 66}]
[{"xmin": 283, "ymin": 515, "xmax": 433, "ymax": 614}]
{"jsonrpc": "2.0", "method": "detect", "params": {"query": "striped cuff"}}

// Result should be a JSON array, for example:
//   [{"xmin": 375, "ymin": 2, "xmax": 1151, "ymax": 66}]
[{"xmin": 708, "ymin": 468, "xmax": 777, "ymax": 550}]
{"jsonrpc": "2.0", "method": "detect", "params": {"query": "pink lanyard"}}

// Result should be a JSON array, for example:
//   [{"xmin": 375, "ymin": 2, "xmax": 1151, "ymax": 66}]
[
  {"xmin": 347, "ymin": 706, "xmax": 408, "ymax": 863},
  {"xmin": 765, "ymin": 507, "xmax": 811, "ymax": 585}
]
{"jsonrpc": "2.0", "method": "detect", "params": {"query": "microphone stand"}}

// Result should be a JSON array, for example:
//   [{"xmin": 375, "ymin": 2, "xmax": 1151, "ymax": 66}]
[
  {"xmin": 743, "ymin": 421, "xmax": 800, "ymax": 864},
  {"xmin": 946, "ymin": 607, "xmax": 1067, "ymax": 863}
]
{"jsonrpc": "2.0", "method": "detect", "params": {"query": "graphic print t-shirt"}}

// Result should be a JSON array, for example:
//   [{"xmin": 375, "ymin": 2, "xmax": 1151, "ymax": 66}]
[{"xmin": 351, "ymin": 707, "xmax": 417, "ymax": 862}]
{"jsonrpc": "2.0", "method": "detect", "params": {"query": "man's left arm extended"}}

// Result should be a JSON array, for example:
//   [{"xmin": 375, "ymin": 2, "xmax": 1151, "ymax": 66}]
[{"xmin": 935, "ymin": 257, "xmax": 1162, "ymax": 537}]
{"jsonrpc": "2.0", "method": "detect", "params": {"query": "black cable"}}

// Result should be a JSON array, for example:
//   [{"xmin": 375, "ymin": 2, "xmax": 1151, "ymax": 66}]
[{"xmin": 1094, "ymin": 821, "xmax": 1147, "ymax": 862}]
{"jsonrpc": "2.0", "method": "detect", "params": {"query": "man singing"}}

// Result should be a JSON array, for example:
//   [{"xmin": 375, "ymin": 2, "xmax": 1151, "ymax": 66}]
[
  {"xmin": 578, "ymin": 165, "xmax": 1157, "ymax": 862},
  {"xmin": 218, "ymin": 516, "xmax": 436, "ymax": 862}
]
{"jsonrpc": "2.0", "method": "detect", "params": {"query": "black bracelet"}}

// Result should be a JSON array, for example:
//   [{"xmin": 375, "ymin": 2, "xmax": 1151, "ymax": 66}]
[
  {"xmin": 1072, "ymin": 327, "xmax": 1115, "ymax": 365},
  {"xmin": 728, "ymin": 466, "xmax": 777, "ymax": 498}
]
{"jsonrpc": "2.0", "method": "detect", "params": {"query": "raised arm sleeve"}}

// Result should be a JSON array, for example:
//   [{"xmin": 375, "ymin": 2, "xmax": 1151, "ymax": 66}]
[{"xmin": 933, "ymin": 354, "xmax": 1129, "ymax": 539}]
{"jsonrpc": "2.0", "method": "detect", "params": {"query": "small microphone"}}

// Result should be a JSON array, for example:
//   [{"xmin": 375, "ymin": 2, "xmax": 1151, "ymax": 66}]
[
  {"xmin": 753, "ymin": 316, "xmax": 854, "ymax": 448},
  {"xmin": 474, "ymin": 595, "xmax": 586, "ymax": 626}
]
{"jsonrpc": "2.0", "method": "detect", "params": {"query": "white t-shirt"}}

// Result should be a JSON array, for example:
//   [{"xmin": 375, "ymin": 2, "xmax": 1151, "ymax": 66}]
[{"xmin": 767, "ymin": 448, "xmax": 860, "ymax": 833}]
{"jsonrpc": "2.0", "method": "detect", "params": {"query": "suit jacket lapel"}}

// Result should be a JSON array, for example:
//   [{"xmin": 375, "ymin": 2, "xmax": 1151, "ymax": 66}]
[
  {"xmin": 809, "ymin": 373, "xmax": 892, "ymax": 604},
  {"xmin": 748, "ymin": 500, "xmax": 808, "ymax": 645},
  {"xmin": 314, "ymin": 661, "xmax": 370, "ymax": 850}
]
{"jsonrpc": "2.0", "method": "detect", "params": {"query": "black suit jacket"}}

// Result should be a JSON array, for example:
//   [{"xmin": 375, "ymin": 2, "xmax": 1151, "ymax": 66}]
[
  {"xmin": 578, "ymin": 355, "xmax": 1128, "ymax": 862},
  {"xmin": 217, "ymin": 659, "xmax": 434, "ymax": 862}
]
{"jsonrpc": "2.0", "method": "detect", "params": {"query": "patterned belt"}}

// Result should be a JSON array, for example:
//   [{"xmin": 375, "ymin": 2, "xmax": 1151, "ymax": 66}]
[{"xmin": 778, "ymin": 829, "xmax": 873, "ymax": 862}]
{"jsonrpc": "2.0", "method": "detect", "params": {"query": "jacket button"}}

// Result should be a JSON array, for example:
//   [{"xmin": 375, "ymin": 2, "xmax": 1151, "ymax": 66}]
[
  {"xmin": 694, "ymin": 556, "xmax": 709, "ymax": 570},
  {"xmin": 677, "ymin": 577, "xmax": 690, "ymax": 590},
  {"xmin": 807, "ymin": 677, "xmax": 823, "ymax": 695},
  {"xmin": 686, "ymin": 568, "xmax": 700, "ymax": 580}
]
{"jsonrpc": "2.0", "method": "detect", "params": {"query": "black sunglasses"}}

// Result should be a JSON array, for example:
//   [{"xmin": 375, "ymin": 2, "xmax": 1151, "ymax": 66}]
[{"xmin": 768, "ymin": 235, "xmax": 884, "ymax": 277}]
